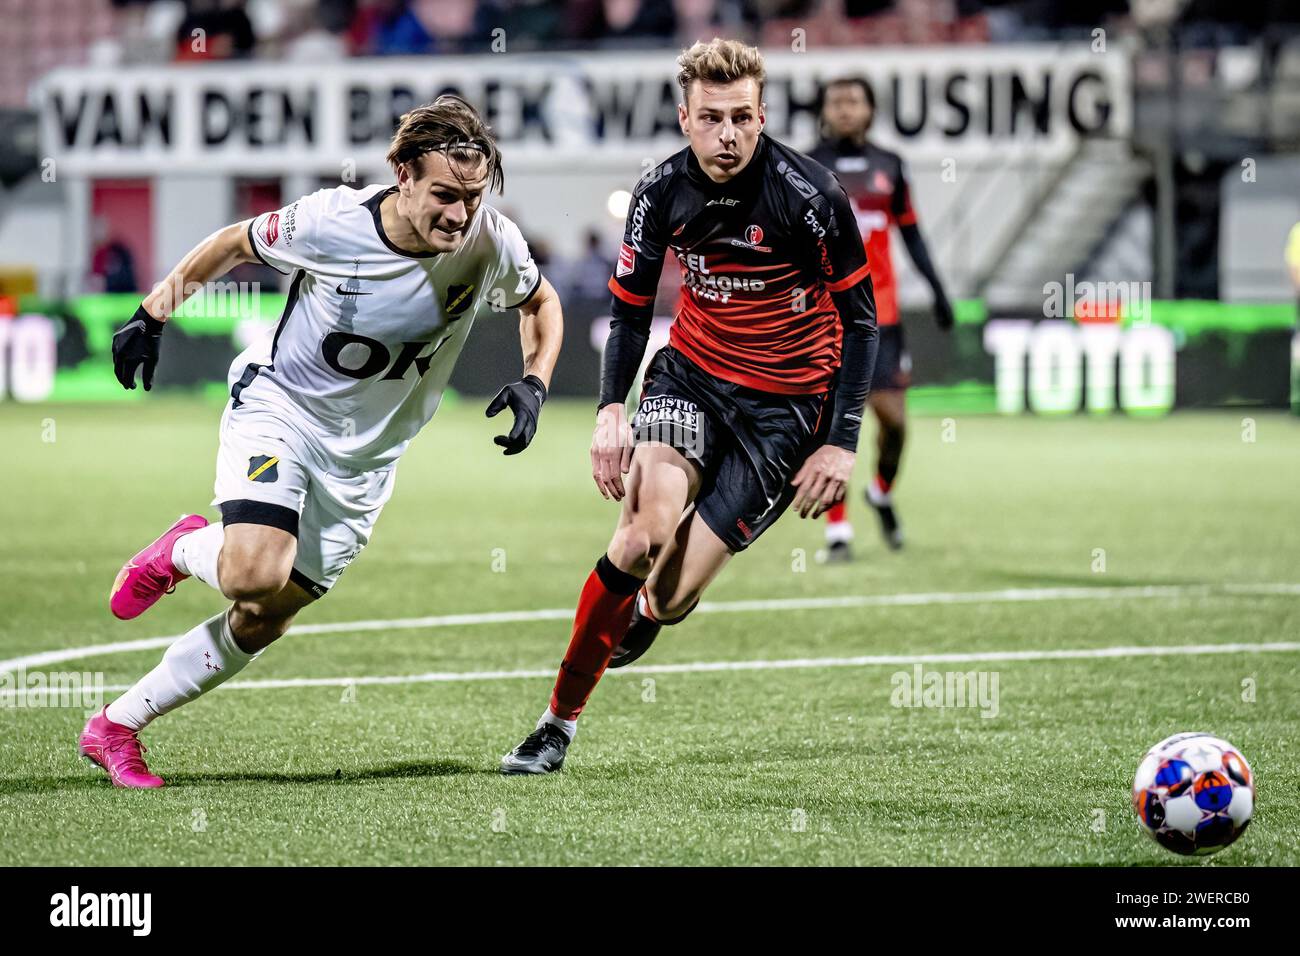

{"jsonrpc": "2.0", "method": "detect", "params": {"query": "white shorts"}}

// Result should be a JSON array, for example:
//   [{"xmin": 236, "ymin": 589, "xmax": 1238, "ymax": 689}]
[{"xmin": 212, "ymin": 402, "xmax": 397, "ymax": 597}]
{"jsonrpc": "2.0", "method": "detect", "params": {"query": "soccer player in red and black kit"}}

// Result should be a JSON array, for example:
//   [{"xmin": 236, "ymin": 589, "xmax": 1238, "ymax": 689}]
[
  {"xmin": 501, "ymin": 39, "xmax": 878, "ymax": 774},
  {"xmin": 812, "ymin": 77, "xmax": 953, "ymax": 558}
]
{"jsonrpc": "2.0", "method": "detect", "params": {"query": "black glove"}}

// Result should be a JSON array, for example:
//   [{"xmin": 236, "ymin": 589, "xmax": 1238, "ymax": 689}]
[
  {"xmin": 485, "ymin": 374, "xmax": 547, "ymax": 455},
  {"xmin": 934, "ymin": 295, "xmax": 955, "ymax": 331},
  {"xmin": 112, "ymin": 305, "xmax": 166, "ymax": 390}
]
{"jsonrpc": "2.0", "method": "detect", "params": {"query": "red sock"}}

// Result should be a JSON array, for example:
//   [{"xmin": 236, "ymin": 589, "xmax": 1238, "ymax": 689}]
[
  {"xmin": 549, "ymin": 555, "xmax": 645, "ymax": 721},
  {"xmin": 826, "ymin": 501, "xmax": 847, "ymax": 524}
]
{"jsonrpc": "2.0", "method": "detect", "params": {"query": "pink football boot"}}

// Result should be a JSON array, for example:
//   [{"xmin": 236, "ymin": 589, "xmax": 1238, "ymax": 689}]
[
  {"xmin": 109, "ymin": 514, "xmax": 208, "ymax": 620},
  {"xmin": 79, "ymin": 710, "xmax": 164, "ymax": 789}
]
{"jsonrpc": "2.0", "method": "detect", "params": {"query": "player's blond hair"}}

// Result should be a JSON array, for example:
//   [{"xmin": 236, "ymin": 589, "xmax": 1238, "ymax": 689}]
[
  {"xmin": 676, "ymin": 38, "xmax": 766, "ymax": 104},
  {"xmin": 386, "ymin": 94, "xmax": 504, "ymax": 193}
]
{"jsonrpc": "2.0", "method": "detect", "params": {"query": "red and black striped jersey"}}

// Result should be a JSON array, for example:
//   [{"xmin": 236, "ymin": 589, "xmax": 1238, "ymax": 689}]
[
  {"xmin": 608, "ymin": 133, "xmax": 875, "ymax": 396},
  {"xmin": 808, "ymin": 139, "xmax": 916, "ymax": 327}
]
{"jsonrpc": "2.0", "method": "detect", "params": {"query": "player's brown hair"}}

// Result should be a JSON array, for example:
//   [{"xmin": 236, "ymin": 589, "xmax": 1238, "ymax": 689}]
[
  {"xmin": 386, "ymin": 94, "xmax": 504, "ymax": 193},
  {"xmin": 676, "ymin": 38, "xmax": 766, "ymax": 104}
]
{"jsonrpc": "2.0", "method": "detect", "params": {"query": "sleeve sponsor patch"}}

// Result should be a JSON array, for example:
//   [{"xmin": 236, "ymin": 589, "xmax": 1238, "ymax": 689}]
[
  {"xmin": 616, "ymin": 242, "xmax": 636, "ymax": 277},
  {"xmin": 259, "ymin": 212, "xmax": 280, "ymax": 248}
]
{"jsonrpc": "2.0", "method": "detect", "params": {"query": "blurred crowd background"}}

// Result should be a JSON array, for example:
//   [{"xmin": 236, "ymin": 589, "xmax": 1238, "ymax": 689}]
[
  {"xmin": 2, "ymin": 0, "xmax": 1297, "ymax": 106},
  {"xmin": 1, "ymin": 0, "xmax": 1298, "ymax": 408}
]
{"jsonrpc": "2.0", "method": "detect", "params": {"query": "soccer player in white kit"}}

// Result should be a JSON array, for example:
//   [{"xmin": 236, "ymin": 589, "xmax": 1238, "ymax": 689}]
[{"xmin": 80, "ymin": 96, "xmax": 564, "ymax": 788}]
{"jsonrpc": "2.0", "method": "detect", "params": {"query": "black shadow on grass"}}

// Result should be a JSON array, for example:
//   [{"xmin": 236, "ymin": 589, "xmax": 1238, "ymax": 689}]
[
  {"xmin": 0, "ymin": 774, "xmax": 109, "ymax": 795},
  {"xmin": 0, "ymin": 759, "xmax": 494, "ymax": 793},
  {"xmin": 164, "ymin": 758, "xmax": 496, "ymax": 786}
]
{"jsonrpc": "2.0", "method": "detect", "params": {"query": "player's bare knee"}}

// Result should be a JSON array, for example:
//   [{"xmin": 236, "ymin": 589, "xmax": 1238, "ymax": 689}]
[
  {"xmin": 219, "ymin": 559, "xmax": 291, "ymax": 602},
  {"xmin": 610, "ymin": 518, "xmax": 673, "ymax": 570},
  {"xmin": 218, "ymin": 522, "xmax": 296, "ymax": 601},
  {"xmin": 609, "ymin": 526, "xmax": 656, "ymax": 571}
]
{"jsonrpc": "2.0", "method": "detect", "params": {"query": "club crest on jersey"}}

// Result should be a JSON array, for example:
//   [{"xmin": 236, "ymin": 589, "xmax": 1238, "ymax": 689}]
[
  {"xmin": 259, "ymin": 213, "xmax": 279, "ymax": 248},
  {"xmin": 731, "ymin": 223, "xmax": 771, "ymax": 253},
  {"xmin": 444, "ymin": 283, "xmax": 475, "ymax": 317},
  {"xmin": 617, "ymin": 242, "xmax": 636, "ymax": 277},
  {"xmin": 247, "ymin": 455, "xmax": 279, "ymax": 483}
]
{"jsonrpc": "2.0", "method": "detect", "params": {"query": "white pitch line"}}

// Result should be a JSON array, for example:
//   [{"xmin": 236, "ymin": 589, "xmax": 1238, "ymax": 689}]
[
  {"xmin": 0, "ymin": 582, "xmax": 1295, "ymax": 676},
  {"xmin": 4, "ymin": 641, "xmax": 1299, "ymax": 699}
]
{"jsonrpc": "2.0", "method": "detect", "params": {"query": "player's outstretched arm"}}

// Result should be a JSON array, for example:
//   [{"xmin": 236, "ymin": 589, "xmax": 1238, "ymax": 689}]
[
  {"xmin": 892, "ymin": 163, "xmax": 953, "ymax": 329},
  {"xmin": 792, "ymin": 274, "xmax": 879, "ymax": 518},
  {"xmin": 591, "ymin": 167, "xmax": 668, "ymax": 499},
  {"xmin": 485, "ymin": 275, "xmax": 563, "ymax": 455},
  {"xmin": 899, "ymin": 223, "xmax": 954, "ymax": 330},
  {"xmin": 591, "ymin": 401, "xmax": 634, "ymax": 501},
  {"xmin": 112, "ymin": 221, "xmax": 260, "ymax": 390},
  {"xmin": 791, "ymin": 444, "xmax": 857, "ymax": 519},
  {"xmin": 792, "ymin": 185, "xmax": 880, "ymax": 518},
  {"xmin": 590, "ymin": 306, "xmax": 652, "ymax": 501}
]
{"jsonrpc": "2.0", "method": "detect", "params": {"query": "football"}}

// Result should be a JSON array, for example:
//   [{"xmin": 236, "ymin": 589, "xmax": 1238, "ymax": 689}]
[{"xmin": 1132, "ymin": 732, "xmax": 1255, "ymax": 856}]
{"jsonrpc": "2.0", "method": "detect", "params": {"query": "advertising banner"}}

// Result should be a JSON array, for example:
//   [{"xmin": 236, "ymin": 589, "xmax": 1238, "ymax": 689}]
[
  {"xmin": 37, "ymin": 46, "xmax": 1130, "ymax": 176},
  {"xmin": 1, "ymin": 294, "xmax": 1293, "ymax": 413}
]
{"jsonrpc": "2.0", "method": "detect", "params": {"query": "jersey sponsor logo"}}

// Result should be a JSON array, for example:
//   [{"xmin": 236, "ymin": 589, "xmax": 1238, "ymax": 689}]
[
  {"xmin": 635, "ymin": 160, "xmax": 673, "ymax": 191},
  {"xmin": 444, "ymin": 283, "xmax": 475, "ymax": 316},
  {"xmin": 818, "ymin": 237, "xmax": 834, "ymax": 277},
  {"xmin": 803, "ymin": 208, "xmax": 826, "ymax": 239},
  {"xmin": 706, "ymin": 197, "xmax": 739, "ymax": 207},
  {"xmin": 680, "ymin": 252, "xmax": 766, "ymax": 302},
  {"xmin": 776, "ymin": 160, "xmax": 818, "ymax": 200},
  {"xmin": 835, "ymin": 156, "xmax": 868, "ymax": 173},
  {"xmin": 632, "ymin": 396, "xmax": 700, "ymax": 449},
  {"xmin": 801, "ymin": 206, "xmax": 836, "ymax": 275},
  {"xmin": 617, "ymin": 242, "xmax": 636, "ymax": 277},
  {"xmin": 282, "ymin": 203, "xmax": 297, "ymax": 244},
  {"xmin": 259, "ymin": 213, "xmax": 279, "ymax": 248},
  {"xmin": 247, "ymin": 455, "xmax": 279, "ymax": 483},
  {"xmin": 627, "ymin": 193, "xmax": 652, "ymax": 253},
  {"xmin": 320, "ymin": 331, "xmax": 457, "ymax": 381}
]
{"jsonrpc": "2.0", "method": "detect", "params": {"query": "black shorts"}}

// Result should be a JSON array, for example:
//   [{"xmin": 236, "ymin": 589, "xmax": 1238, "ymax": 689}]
[
  {"xmin": 631, "ymin": 347, "xmax": 832, "ymax": 553},
  {"xmin": 873, "ymin": 324, "xmax": 911, "ymax": 390}
]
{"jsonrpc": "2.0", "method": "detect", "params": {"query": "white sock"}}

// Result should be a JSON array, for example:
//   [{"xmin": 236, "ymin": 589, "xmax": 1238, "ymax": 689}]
[
  {"xmin": 172, "ymin": 522, "xmax": 224, "ymax": 592},
  {"xmin": 826, "ymin": 520, "xmax": 854, "ymax": 545},
  {"xmin": 866, "ymin": 475, "xmax": 893, "ymax": 506},
  {"xmin": 537, "ymin": 707, "xmax": 577, "ymax": 743},
  {"xmin": 105, "ymin": 610, "xmax": 258, "ymax": 731}
]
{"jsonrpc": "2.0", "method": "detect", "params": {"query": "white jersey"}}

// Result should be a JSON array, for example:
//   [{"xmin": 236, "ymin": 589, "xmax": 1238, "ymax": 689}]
[{"xmin": 233, "ymin": 183, "xmax": 540, "ymax": 469}]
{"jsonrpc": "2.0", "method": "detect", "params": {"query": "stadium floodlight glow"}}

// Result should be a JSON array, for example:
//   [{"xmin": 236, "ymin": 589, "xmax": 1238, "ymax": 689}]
[{"xmin": 607, "ymin": 190, "xmax": 632, "ymax": 220}]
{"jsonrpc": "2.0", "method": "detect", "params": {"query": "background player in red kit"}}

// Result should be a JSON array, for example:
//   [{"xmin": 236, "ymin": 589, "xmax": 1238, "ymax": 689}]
[
  {"xmin": 501, "ymin": 39, "xmax": 878, "ymax": 774},
  {"xmin": 811, "ymin": 77, "xmax": 954, "ymax": 559}
]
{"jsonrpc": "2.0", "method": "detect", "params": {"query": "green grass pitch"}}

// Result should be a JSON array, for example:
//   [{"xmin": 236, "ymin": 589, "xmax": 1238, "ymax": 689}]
[{"xmin": 0, "ymin": 398, "xmax": 1296, "ymax": 866}]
